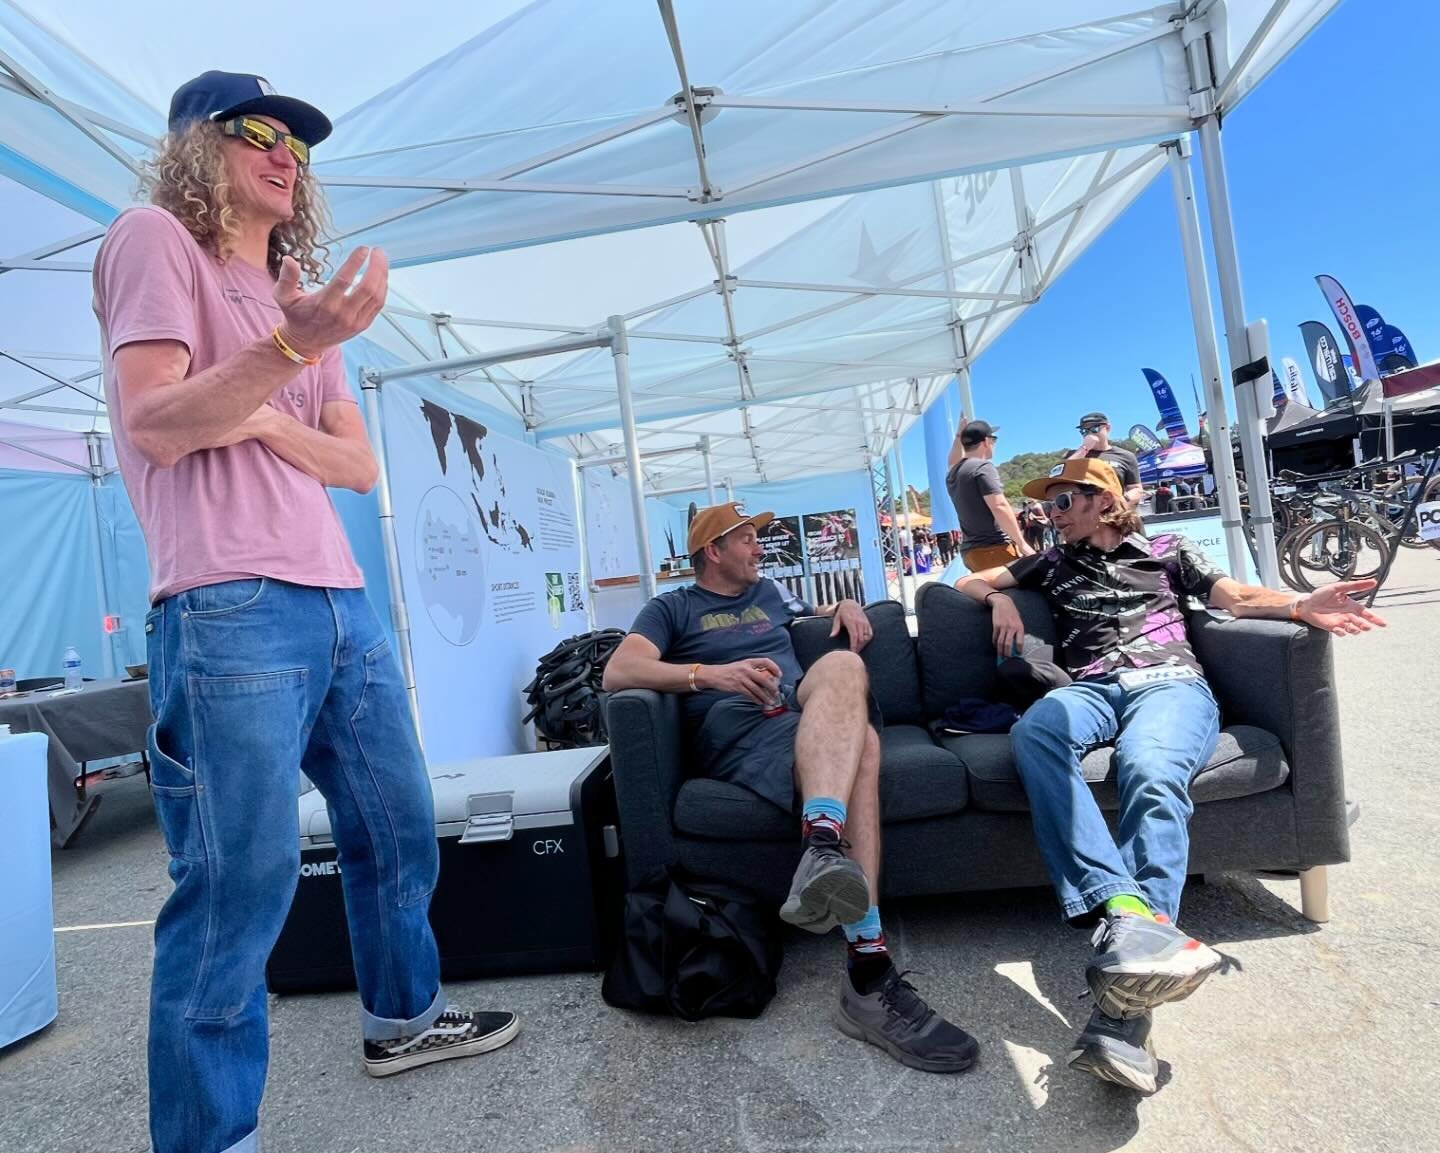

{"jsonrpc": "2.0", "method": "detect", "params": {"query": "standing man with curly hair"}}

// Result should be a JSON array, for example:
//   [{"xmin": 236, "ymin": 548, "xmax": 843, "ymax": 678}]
[{"xmin": 94, "ymin": 73, "xmax": 517, "ymax": 1153}]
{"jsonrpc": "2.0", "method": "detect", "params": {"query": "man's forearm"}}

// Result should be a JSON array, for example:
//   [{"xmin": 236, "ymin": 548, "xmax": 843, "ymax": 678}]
[
  {"xmin": 253, "ymin": 412, "xmax": 378, "ymax": 492},
  {"xmin": 992, "ymin": 503, "xmax": 1029, "ymax": 551},
  {"xmin": 954, "ymin": 573, "xmax": 1001, "ymax": 602},
  {"xmin": 1212, "ymin": 581, "xmax": 1299, "ymax": 619},
  {"xmin": 603, "ymin": 654, "xmax": 699, "ymax": 694},
  {"xmin": 127, "ymin": 338, "xmax": 304, "ymax": 466}
]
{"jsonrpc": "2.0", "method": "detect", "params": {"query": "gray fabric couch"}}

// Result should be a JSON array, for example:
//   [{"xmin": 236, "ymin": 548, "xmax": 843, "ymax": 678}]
[{"xmin": 604, "ymin": 583, "xmax": 1350, "ymax": 922}]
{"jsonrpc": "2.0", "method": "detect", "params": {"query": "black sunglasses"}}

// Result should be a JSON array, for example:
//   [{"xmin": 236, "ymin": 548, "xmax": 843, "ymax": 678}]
[{"xmin": 1043, "ymin": 487, "xmax": 1099, "ymax": 515}]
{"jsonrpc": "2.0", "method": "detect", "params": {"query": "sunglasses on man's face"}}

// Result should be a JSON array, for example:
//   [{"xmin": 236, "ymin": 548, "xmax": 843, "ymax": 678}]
[
  {"xmin": 219, "ymin": 117, "xmax": 310, "ymax": 167},
  {"xmin": 1043, "ymin": 489, "xmax": 1097, "ymax": 515}
]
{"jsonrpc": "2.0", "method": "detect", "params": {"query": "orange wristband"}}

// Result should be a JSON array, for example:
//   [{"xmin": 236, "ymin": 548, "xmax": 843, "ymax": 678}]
[
  {"xmin": 1289, "ymin": 598, "xmax": 1303, "ymax": 621},
  {"xmin": 271, "ymin": 326, "xmax": 320, "ymax": 366},
  {"xmin": 688, "ymin": 663, "xmax": 700, "ymax": 691}
]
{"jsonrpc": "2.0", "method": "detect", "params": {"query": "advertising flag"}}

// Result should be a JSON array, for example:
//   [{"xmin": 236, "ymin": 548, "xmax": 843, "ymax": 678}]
[
  {"xmin": 1280, "ymin": 357, "xmax": 1312, "ymax": 407},
  {"xmin": 1300, "ymin": 320, "xmax": 1351, "ymax": 405},
  {"xmin": 1140, "ymin": 369, "xmax": 1190, "ymax": 442},
  {"xmin": 1128, "ymin": 424, "xmax": 1163, "ymax": 454},
  {"xmin": 1271, "ymin": 369, "xmax": 1289, "ymax": 411},
  {"xmin": 1315, "ymin": 275, "xmax": 1380, "ymax": 381}
]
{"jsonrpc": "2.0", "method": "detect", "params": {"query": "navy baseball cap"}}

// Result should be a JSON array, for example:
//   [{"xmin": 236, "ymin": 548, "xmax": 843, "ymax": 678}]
[{"xmin": 168, "ymin": 71, "xmax": 332, "ymax": 146}]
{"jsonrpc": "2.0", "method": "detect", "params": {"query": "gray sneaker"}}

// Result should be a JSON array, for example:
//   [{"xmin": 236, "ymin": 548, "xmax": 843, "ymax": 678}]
[
  {"xmin": 1086, "ymin": 913, "xmax": 1222, "ymax": 1019},
  {"xmin": 836, "ymin": 967, "xmax": 979, "ymax": 1073},
  {"xmin": 1067, "ymin": 1006, "xmax": 1158, "ymax": 1093},
  {"xmin": 778, "ymin": 828, "xmax": 869, "ymax": 933}
]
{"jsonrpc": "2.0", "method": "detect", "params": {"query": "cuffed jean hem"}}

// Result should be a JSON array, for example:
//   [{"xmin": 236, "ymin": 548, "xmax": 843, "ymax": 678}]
[
  {"xmin": 1061, "ymin": 881, "xmax": 1147, "ymax": 923},
  {"xmin": 360, "ymin": 985, "xmax": 445, "ymax": 1041}
]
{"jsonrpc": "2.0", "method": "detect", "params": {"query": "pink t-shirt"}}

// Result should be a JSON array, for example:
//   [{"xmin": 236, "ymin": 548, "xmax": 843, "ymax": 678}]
[{"xmin": 94, "ymin": 206, "xmax": 364, "ymax": 602}]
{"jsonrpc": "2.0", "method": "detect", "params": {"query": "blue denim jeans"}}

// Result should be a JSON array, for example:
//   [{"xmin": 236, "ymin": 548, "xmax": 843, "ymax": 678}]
[
  {"xmin": 144, "ymin": 579, "xmax": 444, "ymax": 1153},
  {"xmin": 1009, "ymin": 677, "xmax": 1220, "ymax": 922}
]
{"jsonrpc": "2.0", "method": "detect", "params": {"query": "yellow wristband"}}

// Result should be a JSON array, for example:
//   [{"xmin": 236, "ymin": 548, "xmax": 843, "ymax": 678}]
[
  {"xmin": 688, "ymin": 663, "xmax": 700, "ymax": 691},
  {"xmin": 271, "ymin": 326, "xmax": 320, "ymax": 366}
]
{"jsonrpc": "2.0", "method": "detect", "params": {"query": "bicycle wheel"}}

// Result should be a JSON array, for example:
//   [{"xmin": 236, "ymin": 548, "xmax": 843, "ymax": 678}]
[
  {"xmin": 1285, "ymin": 520, "xmax": 1390, "ymax": 593},
  {"xmin": 1276, "ymin": 526, "xmax": 1314, "ymax": 593},
  {"xmin": 1396, "ymin": 474, "xmax": 1440, "ymax": 550}
]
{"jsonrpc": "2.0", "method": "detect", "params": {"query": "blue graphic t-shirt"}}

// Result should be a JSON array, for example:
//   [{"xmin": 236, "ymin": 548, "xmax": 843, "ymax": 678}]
[{"xmin": 630, "ymin": 578, "xmax": 814, "ymax": 724}]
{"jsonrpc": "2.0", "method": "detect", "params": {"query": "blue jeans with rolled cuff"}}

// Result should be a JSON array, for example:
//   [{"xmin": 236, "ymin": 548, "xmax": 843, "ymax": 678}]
[
  {"xmin": 1009, "ymin": 677, "xmax": 1221, "ymax": 923},
  {"xmin": 144, "ymin": 578, "xmax": 443, "ymax": 1153}
]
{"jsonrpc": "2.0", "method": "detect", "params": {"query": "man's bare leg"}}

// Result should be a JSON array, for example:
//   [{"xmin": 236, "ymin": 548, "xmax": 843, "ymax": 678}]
[
  {"xmin": 844, "ymin": 727, "xmax": 882, "ymax": 899},
  {"xmin": 780, "ymin": 652, "xmax": 874, "ymax": 931},
  {"xmin": 793, "ymin": 650, "xmax": 870, "ymax": 802}
]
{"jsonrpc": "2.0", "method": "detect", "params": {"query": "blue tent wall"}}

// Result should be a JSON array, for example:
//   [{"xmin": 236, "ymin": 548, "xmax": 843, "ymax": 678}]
[{"xmin": 0, "ymin": 468, "xmax": 147, "ymax": 679}]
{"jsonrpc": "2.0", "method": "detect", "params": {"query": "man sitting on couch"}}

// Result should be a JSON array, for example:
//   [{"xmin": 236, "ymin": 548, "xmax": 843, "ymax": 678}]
[
  {"xmin": 603, "ymin": 501, "xmax": 978, "ymax": 1073},
  {"xmin": 954, "ymin": 458, "xmax": 1383, "ymax": 1093}
]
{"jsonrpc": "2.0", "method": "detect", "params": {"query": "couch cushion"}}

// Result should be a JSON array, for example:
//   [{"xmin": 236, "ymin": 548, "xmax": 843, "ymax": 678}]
[
  {"xmin": 791, "ymin": 600, "xmax": 922, "ymax": 725},
  {"xmin": 939, "ymin": 724, "xmax": 1288, "ymax": 813},
  {"xmin": 673, "ymin": 722, "xmax": 966, "ymax": 841},
  {"xmin": 878, "ymin": 724, "xmax": 968, "ymax": 819},
  {"xmin": 915, "ymin": 582, "xmax": 1056, "ymax": 719}
]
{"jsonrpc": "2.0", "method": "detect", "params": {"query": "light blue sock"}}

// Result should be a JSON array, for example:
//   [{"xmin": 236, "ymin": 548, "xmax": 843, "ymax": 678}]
[
  {"xmin": 801, "ymin": 796, "xmax": 847, "ymax": 838},
  {"xmin": 843, "ymin": 905, "xmax": 884, "ymax": 950}
]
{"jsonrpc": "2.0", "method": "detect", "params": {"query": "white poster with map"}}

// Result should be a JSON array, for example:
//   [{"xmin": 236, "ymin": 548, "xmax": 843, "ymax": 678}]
[
  {"xmin": 582, "ymin": 467, "xmax": 640, "ymax": 581},
  {"xmin": 381, "ymin": 382, "xmax": 589, "ymax": 760}
]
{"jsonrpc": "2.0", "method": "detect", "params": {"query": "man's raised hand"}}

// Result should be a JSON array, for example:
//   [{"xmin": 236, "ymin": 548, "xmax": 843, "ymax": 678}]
[{"xmin": 273, "ymin": 246, "xmax": 390, "ymax": 359}]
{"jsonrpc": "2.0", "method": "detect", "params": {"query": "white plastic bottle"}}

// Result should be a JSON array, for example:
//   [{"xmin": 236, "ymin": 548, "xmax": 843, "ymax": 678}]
[{"xmin": 62, "ymin": 646, "xmax": 83, "ymax": 690}]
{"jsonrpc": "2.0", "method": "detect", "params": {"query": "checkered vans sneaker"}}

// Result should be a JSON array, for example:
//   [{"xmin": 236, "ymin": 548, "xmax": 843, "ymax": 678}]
[{"xmin": 363, "ymin": 1008, "xmax": 519, "ymax": 1077}]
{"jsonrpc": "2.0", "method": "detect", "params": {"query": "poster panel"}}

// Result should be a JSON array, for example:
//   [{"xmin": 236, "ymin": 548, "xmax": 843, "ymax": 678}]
[
  {"xmin": 802, "ymin": 508, "xmax": 864, "ymax": 604},
  {"xmin": 382, "ymin": 382, "xmax": 589, "ymax": 760}
]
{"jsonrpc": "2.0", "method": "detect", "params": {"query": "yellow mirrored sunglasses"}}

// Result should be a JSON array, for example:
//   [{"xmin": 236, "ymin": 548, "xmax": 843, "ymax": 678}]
[{"xmin": 218, "ymin": 116, "xmax": 310, "ymax": 167}]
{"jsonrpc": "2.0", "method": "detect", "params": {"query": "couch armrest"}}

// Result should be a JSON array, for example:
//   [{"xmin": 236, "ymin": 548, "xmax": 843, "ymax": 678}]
[
  {"xmin": 1187, "ymin": 613, "xmax": 1349, "ymax": 866},
  {"xmin": 604, "ymin": 688, "xmax": 686, "ymax": 884}
]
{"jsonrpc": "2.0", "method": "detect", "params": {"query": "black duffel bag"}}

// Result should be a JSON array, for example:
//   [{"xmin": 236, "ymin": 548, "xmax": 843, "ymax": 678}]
[{"xmin": 601, "ymin": 867, "xmax": 784, "ymax": 1021}]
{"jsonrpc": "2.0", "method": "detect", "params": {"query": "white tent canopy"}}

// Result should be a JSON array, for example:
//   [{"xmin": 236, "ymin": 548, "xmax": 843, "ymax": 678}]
[
  {"xmin": 0, "ymin": 0, "xmax": 1341, "ymax": 587},
  {"xmin": 320, "ymin": 0, "xmax": 1335, "ymax": 263}
]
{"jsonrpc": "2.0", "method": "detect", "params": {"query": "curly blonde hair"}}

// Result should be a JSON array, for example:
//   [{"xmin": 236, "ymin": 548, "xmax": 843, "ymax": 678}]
[{"xmin": 143, "ymin": 120, "xmax": 330, "ymax": 283}]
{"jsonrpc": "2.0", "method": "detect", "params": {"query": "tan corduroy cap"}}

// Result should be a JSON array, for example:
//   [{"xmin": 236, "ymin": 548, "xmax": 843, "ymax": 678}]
[{"xmin": 686, "ymin": 501, "xmax": 775, "ymax": 555}]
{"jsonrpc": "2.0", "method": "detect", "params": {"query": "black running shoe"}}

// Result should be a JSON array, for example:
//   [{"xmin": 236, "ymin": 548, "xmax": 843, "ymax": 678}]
[
  {"xmin": 836, "ymin": 967, "xmax": 979, "ymax": 1073},
  {"xmin": 1086, "ymin": 913, "xmax": 1221, "ymax": 1019},
  {"xmin": 779, "ymin": 827, "xmax": 870, "ymax": 934},
  {"xmin": 1067, "ymin": 1005, "xmax": 1158, "ymax": 1093},
  {"xmin": 362, "ymin": 1007, "xmax": 519, "ymax": 1078}
]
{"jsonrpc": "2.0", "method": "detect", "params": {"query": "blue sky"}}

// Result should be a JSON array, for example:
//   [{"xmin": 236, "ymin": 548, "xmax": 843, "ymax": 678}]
[{"xmin": 901, "ymin": 0, "xmax": 1440, "ymax": 490}]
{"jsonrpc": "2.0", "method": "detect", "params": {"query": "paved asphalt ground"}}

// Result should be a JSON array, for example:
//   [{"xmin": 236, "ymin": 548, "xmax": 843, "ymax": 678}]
[{"xmin": 4, "ymin": 549, "xmax": 1438, "ymax": 1153}]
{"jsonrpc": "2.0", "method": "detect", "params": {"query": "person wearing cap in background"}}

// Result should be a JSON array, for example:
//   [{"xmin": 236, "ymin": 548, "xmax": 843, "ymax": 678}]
[
  {"xmin": 604, "ymin": 502, "xmax": 978, "ymax": 1073},
  {"xmin": 1068, "ymin": 412, "xmax": 1145, "ymax": 510},
  {"xmin": 94, "ymin": 71, "xmax": 516, "ymax": 1153},
  {"xmin": 952, "ymin": 457, "xmax": 1384, "ymax": 1094},
  {"xmin": 944, "ymin": 419, "xmax": 1035, "ymax": 571}
]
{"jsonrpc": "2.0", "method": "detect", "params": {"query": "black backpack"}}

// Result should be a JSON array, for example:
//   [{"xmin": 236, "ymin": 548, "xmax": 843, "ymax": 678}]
[{"xmin": 601, "ymin": 868, "xmax": 784, "ymax": 1021}]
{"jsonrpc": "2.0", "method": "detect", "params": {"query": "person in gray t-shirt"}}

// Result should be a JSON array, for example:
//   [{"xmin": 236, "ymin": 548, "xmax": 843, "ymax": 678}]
[{"xmin": 944, "ymin": 420, "xmax": 1034, "ymax": 572}]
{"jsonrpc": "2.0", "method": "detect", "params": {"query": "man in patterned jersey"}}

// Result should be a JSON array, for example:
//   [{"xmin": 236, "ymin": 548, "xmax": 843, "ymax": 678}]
[{"xmin": 955, "ymin": 457, "xmax": 1383, "ymax": 1093}]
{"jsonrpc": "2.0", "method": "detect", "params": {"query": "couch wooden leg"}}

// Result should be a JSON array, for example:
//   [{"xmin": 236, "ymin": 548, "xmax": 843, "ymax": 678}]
[{"xmin": 1299, "ymin": 866, "xmax": 1330, "ymax": 923}]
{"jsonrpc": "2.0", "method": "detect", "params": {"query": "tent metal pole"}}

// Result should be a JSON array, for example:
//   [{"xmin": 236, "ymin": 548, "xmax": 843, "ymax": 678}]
[
  {"xmin": 369, "ymin": 330, "xmax": 610, "ymax": 383},
  {"xmin": 701, "ymin": 435, "xmax": 716, "ymax": 503},
  {"xmin": 359, "ymin": 370, "xmax": 423, "ymax": 736},
  {"xmin": 1165, "ymin": 139, "xmax": 1248, "ymax": 579},
  {"xmin": 609, "ymin": 315, "xmax": 655, "ymax": 601},
  {"xmin": 724, "ymin": 477, "xmax": 735, "ymax": 502},
  {"xmin": 893, "ymin": 438, "xmax": 914, "ymax": 613},
  {"xmin": 1196, "ymin": 116, "xmax": 1281, "ymax": 588},
  {"xmin": 883, "ymin": 452, "xmax": 905, "ymax": 607},
  {"xmin": 574, "ymin": 442, "xmax": 702, "ymax": 469},
  {"xmin": 573, "ymin": 464, "xmax": 597, "ymax": 631},
  {"xmin": 84, "ymin": 432, "xmax": 117, "ymax": 678}
]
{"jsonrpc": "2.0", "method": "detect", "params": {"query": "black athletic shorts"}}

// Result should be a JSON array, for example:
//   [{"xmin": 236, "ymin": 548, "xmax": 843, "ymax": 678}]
[{"xmin": 695, "ymin": 684, "xmax": 882, "ymax": 812}]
